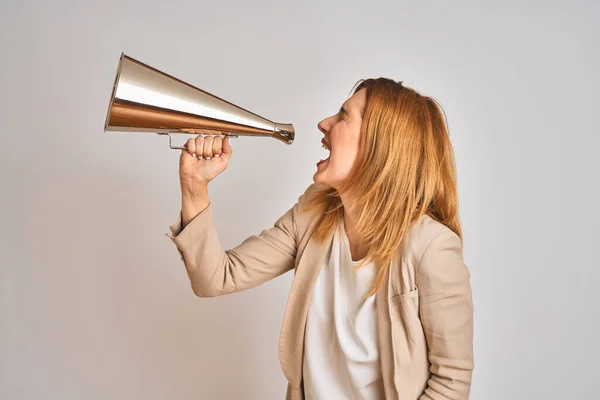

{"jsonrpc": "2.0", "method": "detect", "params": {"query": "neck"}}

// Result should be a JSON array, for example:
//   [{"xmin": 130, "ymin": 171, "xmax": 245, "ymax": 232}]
[
  {"xmin": 340, "ymin": 189, "xmax": 370, "ymax": 261},
  {"xmin": 340, "ymin": 189, "xmax": 359, "ymax": 241}
]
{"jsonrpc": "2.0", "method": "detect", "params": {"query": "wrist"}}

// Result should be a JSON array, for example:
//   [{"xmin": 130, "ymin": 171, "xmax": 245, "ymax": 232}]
[
  {"xmin": 181, "ymin": 180, "xmax": 209, "ymax": 199},
  {"xmin": 181, "ymin": 183, "xmax": 210, "ymax": 229}
]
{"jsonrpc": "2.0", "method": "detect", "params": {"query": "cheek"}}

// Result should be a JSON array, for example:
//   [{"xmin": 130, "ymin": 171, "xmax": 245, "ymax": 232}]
[
  {"xmin": 329, "ymin": 126, "xmax": 360, "ymax": 169},
  {"xmin": 330, "ymin": 144, "xmax": 358, "ymax": 173},
  {"xmin": 333, "ymin": 140, "xmax": 359, "ymax": 162}
]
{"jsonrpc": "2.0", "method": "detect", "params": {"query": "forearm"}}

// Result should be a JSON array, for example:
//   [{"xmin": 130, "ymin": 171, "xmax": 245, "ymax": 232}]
[
  {"xmin": 181, "ymin": 181, "xmax": 210, "ymax": 229},
  {"xmin": 166, "ymin": 183, "xmax": 310, "ymax": 297}
]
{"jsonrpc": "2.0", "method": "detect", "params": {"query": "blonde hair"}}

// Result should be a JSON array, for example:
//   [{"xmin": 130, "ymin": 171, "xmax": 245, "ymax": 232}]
[{"xmin": 305, "ymin": 78, "xmax": 463, "ymax": 297}]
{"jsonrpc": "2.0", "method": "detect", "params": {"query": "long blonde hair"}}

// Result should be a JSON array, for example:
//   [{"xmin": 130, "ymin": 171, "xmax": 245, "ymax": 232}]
[{"xmin": 305, "ymin": 78, "xmax": 463, "ymax": 297}]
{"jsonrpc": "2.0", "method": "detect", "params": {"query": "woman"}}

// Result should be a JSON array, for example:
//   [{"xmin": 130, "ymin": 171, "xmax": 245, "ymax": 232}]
[{"xmin": 166, "ymin": 78, "xmax": 474, "ymax": 400}]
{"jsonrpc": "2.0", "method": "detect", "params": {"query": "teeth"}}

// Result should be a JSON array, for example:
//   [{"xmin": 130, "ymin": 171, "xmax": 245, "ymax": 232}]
[{"xmin": 321, "ymin": 142, "xmax": 330, "ymax": 151}]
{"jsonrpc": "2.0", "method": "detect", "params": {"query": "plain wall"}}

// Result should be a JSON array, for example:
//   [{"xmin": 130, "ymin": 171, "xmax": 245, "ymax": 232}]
[{"xmin": 1, "ymin": 0, "xmax": 598, "ymax": 399}]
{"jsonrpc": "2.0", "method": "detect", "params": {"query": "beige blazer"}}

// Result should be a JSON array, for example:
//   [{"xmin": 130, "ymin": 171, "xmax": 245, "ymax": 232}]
[{"xmin": 166, "ymin": 183, "xmax": 474, "ymax": 400}]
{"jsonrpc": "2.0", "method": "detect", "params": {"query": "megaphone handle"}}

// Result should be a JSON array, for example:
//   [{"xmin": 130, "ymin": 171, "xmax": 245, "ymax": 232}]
[{"xmin": 166, "ymin": 133, "xmax": 238, "ymax": 150}]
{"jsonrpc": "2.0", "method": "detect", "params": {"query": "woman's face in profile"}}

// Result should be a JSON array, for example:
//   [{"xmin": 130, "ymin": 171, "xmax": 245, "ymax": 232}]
[{"xmin": 313, "ymin": 88, "xmax": 366, "ymax": 191}]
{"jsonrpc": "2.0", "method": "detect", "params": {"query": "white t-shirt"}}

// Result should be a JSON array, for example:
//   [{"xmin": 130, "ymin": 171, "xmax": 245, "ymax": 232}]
[{"xmin": 302, "ymin": 218, "xmax": 384, "ymax": 400}]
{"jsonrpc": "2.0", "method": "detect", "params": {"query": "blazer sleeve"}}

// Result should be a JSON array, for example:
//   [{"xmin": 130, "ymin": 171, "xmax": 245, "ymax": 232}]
[
  {"xmin": 165, "ymin": 184, "xmax": 314, "ymax": 297},
  {"xmin": 417, "ymin": 230, "xmax": 474, "ymax": 400}
]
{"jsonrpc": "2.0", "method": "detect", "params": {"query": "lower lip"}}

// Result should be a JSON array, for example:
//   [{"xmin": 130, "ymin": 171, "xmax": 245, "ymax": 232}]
[{"xmin": 317, "ymin": 157, "xmax": 329, "ymax": 167}]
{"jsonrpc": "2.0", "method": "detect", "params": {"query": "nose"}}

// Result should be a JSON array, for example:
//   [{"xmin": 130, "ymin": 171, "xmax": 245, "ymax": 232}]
[{"xmin": 318, "ymin": 117, "xmax": 329, "ymax": 135}]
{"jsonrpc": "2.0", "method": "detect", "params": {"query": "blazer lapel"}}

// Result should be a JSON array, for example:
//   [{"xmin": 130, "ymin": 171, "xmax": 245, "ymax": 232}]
[
  {"xmin": 278, "ymin": 227, "xmax": 331, "ymax": 388},
  {"xmin": 376, "ymin": 255, "xmax": 399, "ymax": 399}
]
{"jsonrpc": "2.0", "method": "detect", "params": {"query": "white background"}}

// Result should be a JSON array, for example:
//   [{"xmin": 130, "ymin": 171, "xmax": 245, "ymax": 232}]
[{"xmin": 1, "ymin": 0, "xmax": 598, "ymax": 399}]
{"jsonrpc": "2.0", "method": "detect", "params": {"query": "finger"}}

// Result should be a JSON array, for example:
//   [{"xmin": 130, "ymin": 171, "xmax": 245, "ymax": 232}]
[
  {"xmin": 185, "ymin": 138, "xmax": 196, "ymax": 157},
  {"xmin": 212, "ymin": 136, "xmax": 223, "ymax": 157},
  {"xmin": 195, "ymin": 135, "xmax": 205, "ymax": 158},
  {"xmin": 203, "ymin": 136, "xmax": 214, "ymax": 159},
  {"xmin": 222, "ymin": 135, "xmax": 233, "ymax": 156}
]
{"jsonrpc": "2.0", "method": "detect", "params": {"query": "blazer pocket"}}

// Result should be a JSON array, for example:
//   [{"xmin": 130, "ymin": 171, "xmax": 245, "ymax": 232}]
[
  {"xmin": 389, "ymin": 288, "xmax": 422, "ymax": 365},
  {"xmin": 390, "ymin": 288, "xmax": 419, "ymax": 307}
]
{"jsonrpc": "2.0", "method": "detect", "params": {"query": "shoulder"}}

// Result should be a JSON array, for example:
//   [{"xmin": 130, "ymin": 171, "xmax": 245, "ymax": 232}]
[
  {"xmin": 299, "ymin": 183, "xmax": 326, "ymax": 202},
  {"xmin": 291, "ymin": 183, "xmax": 334, "ymax": 238},
  {"xmin": 296, "ymin": 183, "xmax": 328, "ymax": 212},
  {"xmin": 403, "ymin": 214, "xmax": 464, "ymax": 270}
]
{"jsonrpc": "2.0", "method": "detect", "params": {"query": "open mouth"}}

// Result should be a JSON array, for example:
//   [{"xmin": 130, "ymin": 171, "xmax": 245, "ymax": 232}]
[{"xmin": 318, "ymin": 138, "xmax": 330, "ymax": 166}]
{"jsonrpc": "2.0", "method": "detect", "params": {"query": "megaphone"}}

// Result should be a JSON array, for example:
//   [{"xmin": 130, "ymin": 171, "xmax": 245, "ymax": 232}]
[{"xmin": 104, "ymin": 53, "xmax": 295, "ymax": 149}]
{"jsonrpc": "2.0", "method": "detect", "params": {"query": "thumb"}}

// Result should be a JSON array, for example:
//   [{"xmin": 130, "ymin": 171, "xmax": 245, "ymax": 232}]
[{"xmin": 180, "ymin": 148, "xmax": 195, "ymax": 162}]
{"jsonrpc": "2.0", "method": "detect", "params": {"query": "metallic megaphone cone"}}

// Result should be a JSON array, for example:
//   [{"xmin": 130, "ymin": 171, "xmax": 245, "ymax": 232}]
[{"xmin": 104, "ymin": 53, "xmax": 295, "ymax": 148}]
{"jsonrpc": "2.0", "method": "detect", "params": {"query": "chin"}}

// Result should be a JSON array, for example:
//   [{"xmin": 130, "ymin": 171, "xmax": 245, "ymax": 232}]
[
  {"xmin": 312, "ymin": 174, "xmax": 333, "ymax": 190},
  {"xmin": 312, "ymin": 172, "xmax": 326, "ymax": 185}
]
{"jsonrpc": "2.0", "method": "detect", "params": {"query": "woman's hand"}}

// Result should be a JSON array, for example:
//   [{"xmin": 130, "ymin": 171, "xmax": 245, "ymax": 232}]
[{"xmin": 179, "ymin": 135, "xmax": 233, "ymax": 193}]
